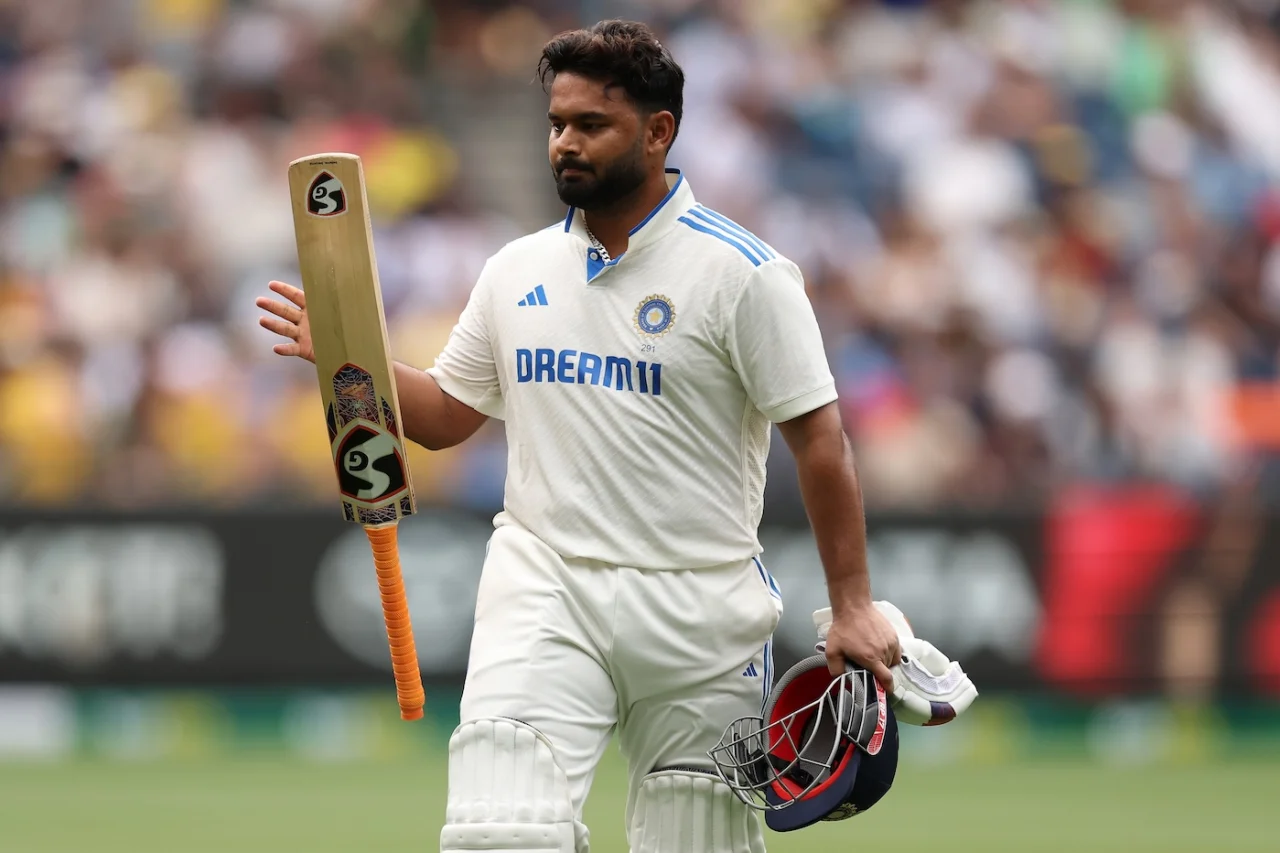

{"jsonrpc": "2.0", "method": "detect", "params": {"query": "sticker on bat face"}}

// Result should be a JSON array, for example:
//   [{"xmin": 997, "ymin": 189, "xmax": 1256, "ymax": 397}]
[
  {"xmin": 333, "ymin": 364, "xmax": 378, "ymax": 426},
  {"xmin": 334, "ymin": 424, "xmax": 408, "ymax": 503},
  {"xmin": 307, "ymin": 171, "xmax": 347, "ymax": 217}
]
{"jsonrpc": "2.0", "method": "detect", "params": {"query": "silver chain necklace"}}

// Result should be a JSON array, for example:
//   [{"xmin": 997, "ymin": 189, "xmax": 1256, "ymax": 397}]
[{"xmin": 584, "ymin": 223, "xmax": 612, "ymax": 263}]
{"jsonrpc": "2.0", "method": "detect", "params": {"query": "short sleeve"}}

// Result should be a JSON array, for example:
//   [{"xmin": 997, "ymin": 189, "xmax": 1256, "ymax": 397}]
[
  {"xmin": 425, "ymin": 263, "xmax": 505, "ymax": 420},
  {"xmin": 726, "ymin": 259, "xmax": 838, "ymax": 423}
]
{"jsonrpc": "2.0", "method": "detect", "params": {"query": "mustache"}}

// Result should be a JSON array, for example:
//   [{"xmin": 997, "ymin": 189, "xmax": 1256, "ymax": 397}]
[{"xmin": 555, "ymin": 159, "xmax": 593, "ymax": 174}]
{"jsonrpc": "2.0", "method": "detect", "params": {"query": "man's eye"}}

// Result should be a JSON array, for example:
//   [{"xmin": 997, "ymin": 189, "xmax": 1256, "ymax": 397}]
[{"xmin": 551, "ymin": 123, "xmax": 565, "ymax": 134}]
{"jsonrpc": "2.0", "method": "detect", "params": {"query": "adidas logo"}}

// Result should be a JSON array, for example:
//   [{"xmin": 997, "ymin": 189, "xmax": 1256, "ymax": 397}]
[
  {"xmin": 742, "ymin": 662, "xmax": 759, "ymax": 677},
  {"xmin": 518, "ymin": 285, "xmax": 548, "ymax": 307}
]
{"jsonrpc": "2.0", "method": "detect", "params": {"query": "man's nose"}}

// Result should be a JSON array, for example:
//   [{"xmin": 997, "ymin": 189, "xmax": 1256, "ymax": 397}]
[{"xmin": 553, "ymin": 128, "xmax": 581, "ymax": 160}]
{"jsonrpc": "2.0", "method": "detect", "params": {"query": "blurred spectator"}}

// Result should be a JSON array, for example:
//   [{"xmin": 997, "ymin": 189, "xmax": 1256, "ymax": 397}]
[{"xmin": 1, "ymin": 0, "xmax": 1279, "ymax": 512}]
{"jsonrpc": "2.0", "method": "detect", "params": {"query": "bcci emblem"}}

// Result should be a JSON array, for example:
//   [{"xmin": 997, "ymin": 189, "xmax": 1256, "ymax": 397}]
[
  {"xmin": 634, "ymin": 294, "xmax": 676, "ymax": 337},
  {"xmin": 306, "ymin": 171, "xmax": 347, "ymax": 217}
]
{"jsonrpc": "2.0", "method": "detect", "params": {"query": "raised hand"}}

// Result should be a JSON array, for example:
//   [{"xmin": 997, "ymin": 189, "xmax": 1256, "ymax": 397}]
[{"xmin": 256, "ymin": 280, "xmax": 315, "ymax": 363}]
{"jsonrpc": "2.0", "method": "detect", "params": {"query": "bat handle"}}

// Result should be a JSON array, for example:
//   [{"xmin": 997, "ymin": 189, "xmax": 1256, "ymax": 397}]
[{"xmin": 364, "ymin": 524, "xmax": 425, "ymax": 721}]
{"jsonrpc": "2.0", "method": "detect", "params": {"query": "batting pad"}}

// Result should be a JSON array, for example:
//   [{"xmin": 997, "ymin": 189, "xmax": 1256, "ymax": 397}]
[
  {"xmin": 440, "ymin": 718, "xmax": 582, "ymax": 853},
  {"xmin": 628, "ymin": 769, "xmax": 766, "ymax": 853}
]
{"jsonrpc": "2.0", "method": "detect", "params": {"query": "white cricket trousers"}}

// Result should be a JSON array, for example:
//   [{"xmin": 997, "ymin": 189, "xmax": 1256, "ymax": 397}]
[{"xmin": 458, "ymin": 518, "xmax": 784, "ymax": 842}]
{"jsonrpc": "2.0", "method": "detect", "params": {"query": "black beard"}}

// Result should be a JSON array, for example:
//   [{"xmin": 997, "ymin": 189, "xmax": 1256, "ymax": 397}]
[{"xmin": 554, "ymin": 150, "xmax": 647, "ymax": 210}]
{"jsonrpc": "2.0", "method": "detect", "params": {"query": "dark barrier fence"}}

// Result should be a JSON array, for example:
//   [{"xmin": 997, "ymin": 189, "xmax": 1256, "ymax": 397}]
[{"xmin": 1, "ymin": 485, "xmax": 1278, "ymax": 697}]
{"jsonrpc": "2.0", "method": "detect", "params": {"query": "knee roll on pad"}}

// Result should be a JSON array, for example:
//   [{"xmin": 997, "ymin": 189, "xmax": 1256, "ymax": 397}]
[
  {"xmin": 628, "ymin": 769, "xmax": 766, "ymax": 853},
  {"xmin": 440, "ymin": 717, "xmax": 582, "ymax": 853}
]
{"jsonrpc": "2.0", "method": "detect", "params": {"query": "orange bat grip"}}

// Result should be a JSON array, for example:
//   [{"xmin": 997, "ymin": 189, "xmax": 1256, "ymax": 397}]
[{"xmin": 364, "ymin": 525, "xmax": 425, "ymax": 721}]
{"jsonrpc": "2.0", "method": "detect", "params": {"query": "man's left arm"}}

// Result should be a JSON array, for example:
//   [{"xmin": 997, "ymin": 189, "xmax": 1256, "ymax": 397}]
[
  {"xmin": 777, "ymin": 403, "xmax": 901, "ymax": 686},
  {"xmin": 727, "ymin": 259, "xmax": 900, "ymax": 686}
]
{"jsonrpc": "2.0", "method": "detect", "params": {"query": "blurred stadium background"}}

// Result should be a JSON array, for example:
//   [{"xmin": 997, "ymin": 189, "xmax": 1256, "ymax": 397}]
[{"xmin": 1, "ymin": 0, "xmax": 1279, "ymax": 850}]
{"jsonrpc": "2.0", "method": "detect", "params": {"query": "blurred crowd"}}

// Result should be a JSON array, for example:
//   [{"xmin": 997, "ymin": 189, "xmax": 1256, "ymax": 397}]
[{"xmin": 3, "ymin": 0, "xmax": 1280, "ymax": 512}]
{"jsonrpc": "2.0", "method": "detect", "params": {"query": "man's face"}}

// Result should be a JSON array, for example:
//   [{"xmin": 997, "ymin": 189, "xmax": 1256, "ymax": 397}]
[{"xmin": 548, "ymin": 72, "xmax": 649, "ymax": 210}]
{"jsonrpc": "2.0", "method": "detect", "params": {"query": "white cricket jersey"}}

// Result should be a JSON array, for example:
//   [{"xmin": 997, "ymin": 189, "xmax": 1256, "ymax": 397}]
[{"xmin": 426, "ymin": 170, "xmax": 837, "ymax": 569}]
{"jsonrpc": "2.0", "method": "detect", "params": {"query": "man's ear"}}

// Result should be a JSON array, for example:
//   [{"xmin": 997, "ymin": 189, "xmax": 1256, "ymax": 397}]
[{"xmin": 648, "ymin": 111, "xmax": 677, "ymax": 153}]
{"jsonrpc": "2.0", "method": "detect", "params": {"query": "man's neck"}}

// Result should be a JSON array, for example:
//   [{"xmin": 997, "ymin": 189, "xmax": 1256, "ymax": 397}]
[{"xmin": 581, "ymin": 172, "xmax": 671, "ymax": 259}]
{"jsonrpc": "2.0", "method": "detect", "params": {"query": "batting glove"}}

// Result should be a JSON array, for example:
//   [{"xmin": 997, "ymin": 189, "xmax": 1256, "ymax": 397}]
[{"xmin": 813, "ymin": 601, "xmax": 978, "ymax": 726}]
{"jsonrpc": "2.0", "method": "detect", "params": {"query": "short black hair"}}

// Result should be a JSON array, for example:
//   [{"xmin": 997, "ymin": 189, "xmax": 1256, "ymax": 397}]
[{"xmin": 537, "ymin": 20, "xmax": 684, "ymax": 147}]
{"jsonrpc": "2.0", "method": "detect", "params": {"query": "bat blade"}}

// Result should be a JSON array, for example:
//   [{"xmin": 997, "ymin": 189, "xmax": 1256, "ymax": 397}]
[
  {"xmin": 287, "ymin": 153, "xmax": 416, "ymax": 525},
  {"xmin": 288, "ymin": 152, "xmax": 425, "ymax": 722}
]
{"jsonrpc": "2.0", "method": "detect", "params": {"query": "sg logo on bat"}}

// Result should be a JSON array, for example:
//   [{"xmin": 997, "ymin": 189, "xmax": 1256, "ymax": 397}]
[
  {"xmin": 307, "ymin": 171, "xmax": 347, "ymax": 217},
  {"xmin": 334, "ymin": 423, "xmax": 408, "ymax": 503}
]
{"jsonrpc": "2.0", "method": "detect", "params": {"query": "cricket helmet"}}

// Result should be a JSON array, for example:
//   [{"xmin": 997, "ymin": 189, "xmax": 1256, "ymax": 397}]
[{"xmin": 707, "ymin": 654, "xmax": 899, "ymax": 831}]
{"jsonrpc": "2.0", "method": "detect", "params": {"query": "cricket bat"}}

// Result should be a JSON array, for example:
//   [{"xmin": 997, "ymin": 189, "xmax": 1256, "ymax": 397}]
[{"xmin": 287, "ymin": 152, "xmax": 424, "ymax": 721}]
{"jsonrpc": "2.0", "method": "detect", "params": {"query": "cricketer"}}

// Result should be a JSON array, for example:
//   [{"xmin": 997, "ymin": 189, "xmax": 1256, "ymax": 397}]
[{"xmin": 257, "ymin": 19, "xmax": 901, "ymax": 853}]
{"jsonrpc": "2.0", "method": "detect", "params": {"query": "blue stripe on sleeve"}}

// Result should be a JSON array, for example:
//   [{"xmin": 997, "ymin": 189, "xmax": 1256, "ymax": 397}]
[
  {"xmin": 693, "ymin": 206, "xmax": 775, "ymax": 260},
  {"xmin": 677, "ymin": 216, "xmax": 763, "ymax": 266}
]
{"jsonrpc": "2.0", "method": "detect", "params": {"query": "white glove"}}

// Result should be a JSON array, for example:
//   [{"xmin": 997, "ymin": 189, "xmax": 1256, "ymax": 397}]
[{"xmin": 813, "ymin": 601, "xmax": 978, "ymax": 726}]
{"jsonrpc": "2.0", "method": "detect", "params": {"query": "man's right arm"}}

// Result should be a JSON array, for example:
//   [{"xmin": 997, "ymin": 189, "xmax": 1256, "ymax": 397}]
[
  {"xmin": 257, "ymin": 276, "xmax": 500, "ymax": 453},
  {"xmin": 393, "ymin": 362, "xmax": 489, "ymax": 451}
]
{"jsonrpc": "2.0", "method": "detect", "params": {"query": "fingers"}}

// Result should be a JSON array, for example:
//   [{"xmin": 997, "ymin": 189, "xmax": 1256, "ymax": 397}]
[
  {"xmin": 825, "ymin": 648, "xmax": 845, "ymax": 678},
  {"xmin": 870, "ymin": 660, "xmax": 895, "ymax": 693},
  {"xmin": 259, "ymin": 315, "xmax": 299, "ymax": 340},
  {"xmin": 825, "ymin": 635, "xmax": 898, "ymax": 690},
  {"xmin": 828, "ymin": 650, "xmax": 895, "ymax": 692},
  {"xmin": 269, "ymin": 280, "xmax": 306, "ymax": 308},
  {"xmin": 256, "ymin": 296, "xmax": 302, "ymax": 324}
]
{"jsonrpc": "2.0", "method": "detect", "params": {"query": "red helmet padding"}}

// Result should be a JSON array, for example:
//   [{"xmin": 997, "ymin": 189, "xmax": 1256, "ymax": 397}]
[{"xmin": 764, "ymin": 665, "xmax": 856, "ymax": 801}]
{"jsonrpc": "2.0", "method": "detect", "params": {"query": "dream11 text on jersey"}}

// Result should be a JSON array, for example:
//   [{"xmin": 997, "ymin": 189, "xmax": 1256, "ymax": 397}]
[{"xmin": 515, "ymin": 348, "xmax": 663, "ymax": 396}]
